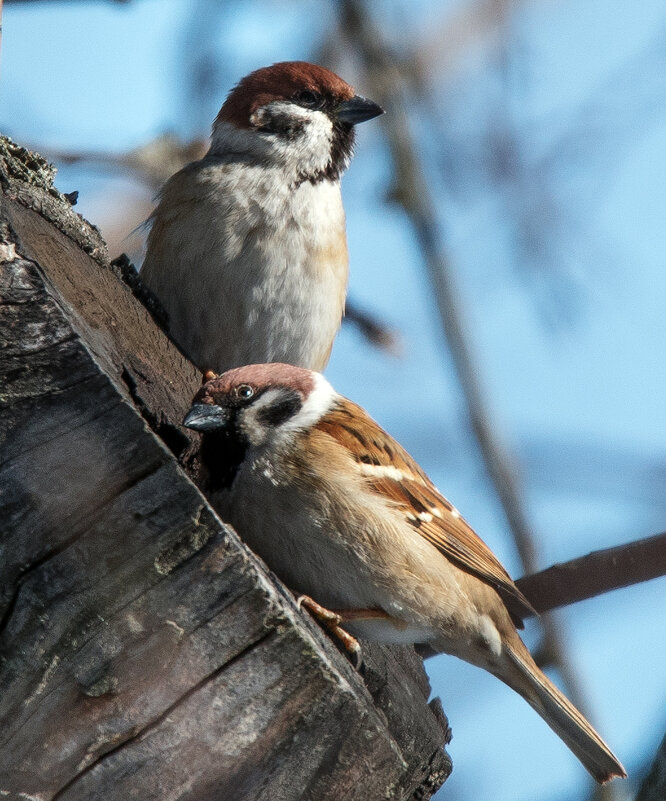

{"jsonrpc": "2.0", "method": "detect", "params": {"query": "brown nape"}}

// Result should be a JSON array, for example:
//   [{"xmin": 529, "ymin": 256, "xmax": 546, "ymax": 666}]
[
  {"xmin": 217, "ymin": 61, "xmax": 355, "ymax": 129},
  {"xmin": 195, "ymin": 363, "xmax": 316, "ymax": 405}
]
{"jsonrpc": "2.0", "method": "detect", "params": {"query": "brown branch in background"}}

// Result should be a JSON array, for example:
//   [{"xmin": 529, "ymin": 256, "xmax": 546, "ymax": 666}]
[
  {"xmin": 336, "ymin": 9, "xmax": 615, "ymax": 792},
  {"xmin": 516, "ymin": 532, "xmax": 666, "ymax": 615},
  {"xmin": 418, "ymin": 532, "xmax": 666, "ymax": 664},
  {"xmin": 4, "ymin": 0, "xmax": 130, "ymax": 4},
  {"xmin": 38, "ymin": 134, "xmax": 208, "ymax": 191},
  {"xmin": 345, "ymin": 300, "xmax": 403, "ymax": 356},
  {"xmin": 338, "ymin": 0, "xmax": 540, "ymax": 573},
  {"xmin": 636, "ymin": 734, "xmax": 666, "ymax": 801}
]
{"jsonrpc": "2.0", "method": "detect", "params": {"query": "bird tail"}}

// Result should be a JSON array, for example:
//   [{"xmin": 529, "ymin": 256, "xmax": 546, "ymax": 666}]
[{"xmin": 503, "ymin": 642, "xmax": 626, "ymax": 783}]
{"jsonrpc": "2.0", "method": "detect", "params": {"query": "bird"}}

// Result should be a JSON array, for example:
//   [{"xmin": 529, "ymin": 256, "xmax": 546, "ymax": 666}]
[
  {"xmin": 140, "ymin": 61, "xmax": 383, "ymax": 374},
  {"xmin": 182, "ymin": 362, "xmax": 626, "ymax": 784}
]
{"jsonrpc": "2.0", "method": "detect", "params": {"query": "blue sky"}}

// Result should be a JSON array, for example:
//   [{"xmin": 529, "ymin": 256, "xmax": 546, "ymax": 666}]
[{"xmin": 2, "ymin": 2, "xmax": 664, "ymax": 799}]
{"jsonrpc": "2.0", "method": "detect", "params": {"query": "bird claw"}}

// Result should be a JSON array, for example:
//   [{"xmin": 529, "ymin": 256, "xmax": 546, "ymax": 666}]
[{"xmin": 296, "ymin": 594, "xmax": 363, "ymax": 669}]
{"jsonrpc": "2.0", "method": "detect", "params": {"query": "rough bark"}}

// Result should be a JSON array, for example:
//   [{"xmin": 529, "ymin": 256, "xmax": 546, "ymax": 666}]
[{"xmin": 0, "ymin": 135, "xmax": 451, "ymax": 801}]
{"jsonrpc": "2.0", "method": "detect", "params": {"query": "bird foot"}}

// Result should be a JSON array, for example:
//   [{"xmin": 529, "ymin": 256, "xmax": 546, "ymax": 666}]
[{"xmin": 296, "ymin": 594, "xmax": 363, "ymax": 669}]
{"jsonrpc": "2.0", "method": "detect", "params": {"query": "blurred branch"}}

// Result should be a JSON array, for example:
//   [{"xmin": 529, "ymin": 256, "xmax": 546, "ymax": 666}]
[
  {"xmin": 636, "ymin": 734, "xmax": 666, "ymax": 801},
  {"xmin": 338, "ymin": 0, "xmax": 540, "ymax": 572},
  {"xmin": 38, "ymin": 134, "xmax": 208, "ymax": 191},
  {"xmin": 345, "ymin": 300, "xmax": 403, "ymax": 356},
  {"xmin": 4, "ymin": 0, "xmax": 130, "ymax": 3},
  {"xmin": 516, "ymin": 532, "xmax": 666, "ymax": 615},
  {"xmin": 416, "ymin": 0, "xmax": 520, "ymax": 83},
  {"xmin": 336, "ymin": 8, "xmax": 613, "ymax": 789}
]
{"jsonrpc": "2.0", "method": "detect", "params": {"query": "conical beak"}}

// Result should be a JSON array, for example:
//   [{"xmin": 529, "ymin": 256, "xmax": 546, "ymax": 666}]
[
  {"xmin": 336, "ymin": 95, "xmax": 384, "ymax": 125},
  {"xmin": 183, "ymin": 403, "xmax": 229, "ymax": 432}
]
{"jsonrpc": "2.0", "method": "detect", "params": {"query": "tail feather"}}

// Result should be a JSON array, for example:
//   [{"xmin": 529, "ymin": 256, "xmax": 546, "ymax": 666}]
[{"xmin": 504, "ymin": 645, "xmax": 626, "ymax": 783}]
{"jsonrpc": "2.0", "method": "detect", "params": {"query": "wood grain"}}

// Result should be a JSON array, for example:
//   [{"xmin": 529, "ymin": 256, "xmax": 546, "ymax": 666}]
[{"xmin": 0, "ymin": 135, "xmax": 451, "ymax": 800}]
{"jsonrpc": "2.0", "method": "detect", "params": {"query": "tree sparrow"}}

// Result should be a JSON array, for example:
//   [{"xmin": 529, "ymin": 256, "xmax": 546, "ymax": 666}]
[
  {"xmin": 183, "ymin": 363, "xmax": 626, "ymax": 784},
  {"xmin": 140, "ymin": 62, "xmax": 383, "ymax": 373}
]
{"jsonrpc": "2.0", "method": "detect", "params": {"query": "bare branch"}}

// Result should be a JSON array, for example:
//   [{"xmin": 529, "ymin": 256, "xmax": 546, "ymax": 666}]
[
  {"xmin": 336, "ymin": 13, "xmax": 617, "ymax": 795},
  {"xmin": 636, "ymin": 734, "xmax": 666, "ymax": 801},
  {"xmin": 345, "ymin": 300, "xmax": 403, "ymax": 356},
  {"xmin": 37, "ymin": 134, "xmax": 208, "ymax": 190},
  {"xmin": 516, "ymin": 532, "xmax": 666, "ymax": 615},
  {"xmin": 338, "ymin": 0, "xmax": 541, "ymax": 573}
]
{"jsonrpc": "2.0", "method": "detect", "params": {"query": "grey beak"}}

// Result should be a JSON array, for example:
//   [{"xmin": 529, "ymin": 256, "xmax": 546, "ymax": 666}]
[
  {"xmin": 336, "ymin": 94, "xmax": 384, "ymax": 125},
  {"xmin": 183, "ymin": 403, "xmax": 229, "ymax": 432}
]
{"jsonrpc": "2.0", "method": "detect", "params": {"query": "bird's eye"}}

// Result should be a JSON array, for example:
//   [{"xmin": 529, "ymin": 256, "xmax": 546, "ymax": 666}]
[
  {"xmin": 236, "ymin": 384, "xmax": 255, "ymax": 401},
  {"xmin": 293, "ymin": 90, "xmax": 323, "ymax": 109}
]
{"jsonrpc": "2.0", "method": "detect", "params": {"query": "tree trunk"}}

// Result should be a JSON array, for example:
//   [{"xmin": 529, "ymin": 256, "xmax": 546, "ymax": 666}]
[{"xmin": 0, "ymin": 136, "xmax": 451, "ymax": 801}]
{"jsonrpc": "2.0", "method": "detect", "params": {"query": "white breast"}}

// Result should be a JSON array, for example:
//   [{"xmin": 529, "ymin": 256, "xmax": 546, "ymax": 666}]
[{"xmin": 141, "ymin": 158, "xmax": 348, "ymax": 373}]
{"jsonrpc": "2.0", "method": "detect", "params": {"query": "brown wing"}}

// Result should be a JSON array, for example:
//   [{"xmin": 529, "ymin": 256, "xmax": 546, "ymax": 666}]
[{"xmin": 316, "ymin": 400, "xmax": 535, "ymax": 626}]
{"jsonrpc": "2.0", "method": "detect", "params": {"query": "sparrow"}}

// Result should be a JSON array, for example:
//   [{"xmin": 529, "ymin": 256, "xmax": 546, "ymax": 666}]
[
  {"xmin": 183, "ymin": 363, "xmax": 626, "ymax": 784},
  {"xmin": 140, "ymin": 61, "xmax": 383, "ymax": 373}
]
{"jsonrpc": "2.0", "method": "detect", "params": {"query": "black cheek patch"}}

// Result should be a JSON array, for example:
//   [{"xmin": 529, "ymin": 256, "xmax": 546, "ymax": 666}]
[
  {"xmin": 329, "ymin": 122, "xmax": 355, "ymax": 177},
  {"xmin": 259, "ymin": 114, "xmax": 306, "ymax": 140},
  {"xmin": 255, "ymin": 392, "xmax": 303, "ymax": 427}
]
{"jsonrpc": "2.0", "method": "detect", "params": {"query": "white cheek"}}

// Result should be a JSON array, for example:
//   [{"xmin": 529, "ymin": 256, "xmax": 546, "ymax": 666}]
[
  {"xmin": 279, "ymin": 373, "xmax": 337, "ymax": 434},
  {"xmin": 223, "ymin": 101, "xmax": 335, "ymax": 178},
  {"xmin": 238, "ymin": 377, "xmax": 337, "ymax": 449},
  {"xmin": 267, "ymin": 106, "xmax": 334, "ymax": 174},
  {"xmin": 238, "ymin": 396, "xmax": 272, "ymax": 447}
]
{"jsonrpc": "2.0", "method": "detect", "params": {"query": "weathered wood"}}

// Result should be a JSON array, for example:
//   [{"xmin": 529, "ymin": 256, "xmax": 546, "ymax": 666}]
[{"xmin": 0, "ymin": 136, "xmax": 451, "ymax": 800}]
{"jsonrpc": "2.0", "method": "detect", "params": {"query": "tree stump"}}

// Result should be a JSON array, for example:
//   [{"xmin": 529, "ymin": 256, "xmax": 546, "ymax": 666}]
[{"xmin": 0, "ymin": 136, "xmax": 451, "ymax": 800}]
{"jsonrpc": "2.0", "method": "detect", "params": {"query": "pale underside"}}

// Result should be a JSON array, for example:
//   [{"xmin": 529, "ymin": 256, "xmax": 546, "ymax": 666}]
[
  {"xmin": 214, "ymin": 417, "xmax": 516, "ymax": 673},
  {"xmin": 204, "ymin": 381, "xmax": 625, "ymax": 781},
  {"xmin": 141, "ymin": 112, "xmax": 349, "ymax": 373},
  {"xmin": 141, "ymin": 157, "xmax": 348, "ymax": 373}
]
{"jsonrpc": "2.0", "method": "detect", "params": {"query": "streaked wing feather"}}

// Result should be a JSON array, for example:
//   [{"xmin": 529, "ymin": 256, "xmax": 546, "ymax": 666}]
[{"xmin": 317, "ymin": 401, "xmax": 535, "ymax": 624}]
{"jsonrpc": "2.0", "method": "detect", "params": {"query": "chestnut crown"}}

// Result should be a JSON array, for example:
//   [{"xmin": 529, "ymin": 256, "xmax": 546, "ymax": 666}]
[{"xmin": 218, "ymin": 61, "xmax": 357, "ymax": 128}]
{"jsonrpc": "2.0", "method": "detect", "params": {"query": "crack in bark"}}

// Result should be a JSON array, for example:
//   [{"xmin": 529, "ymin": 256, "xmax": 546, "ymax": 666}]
[
  {"xmin": 0, "ymin": 497, "xmax": 227, "ymax": 750},
  {"xmin": 0, "ymin": 460, "xmax": 167, "ymax": 639},
  {"xmin": 119, "ymin": 365, "xmax": 191, "ymax": 461},
  {"xmin": 0, "ymin": 332, "xmax": 79, "ymax": 360},
  {"xmin": 188, "ymin": 581, "xmax": 256, "ymax": 635},
  {"xmin": 49, "ymin": 629, "xmax": 277, "ymax": 801},
  {"xmin": 0, "ymin": 372, "xmax": 102, "ymax": 413},
  {"xmin": 0, "ymin": 297, "xmax": 36, "ymax": 306}
]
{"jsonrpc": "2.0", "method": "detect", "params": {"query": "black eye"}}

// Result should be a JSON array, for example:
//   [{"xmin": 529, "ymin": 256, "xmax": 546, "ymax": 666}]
[
  {"xmin": 236, "ymin": 384, "xmax": 254, "ymax": 401},
  {"xmin": 293, "ymin": 90, "xmax": 323, "ymax": 109}
]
